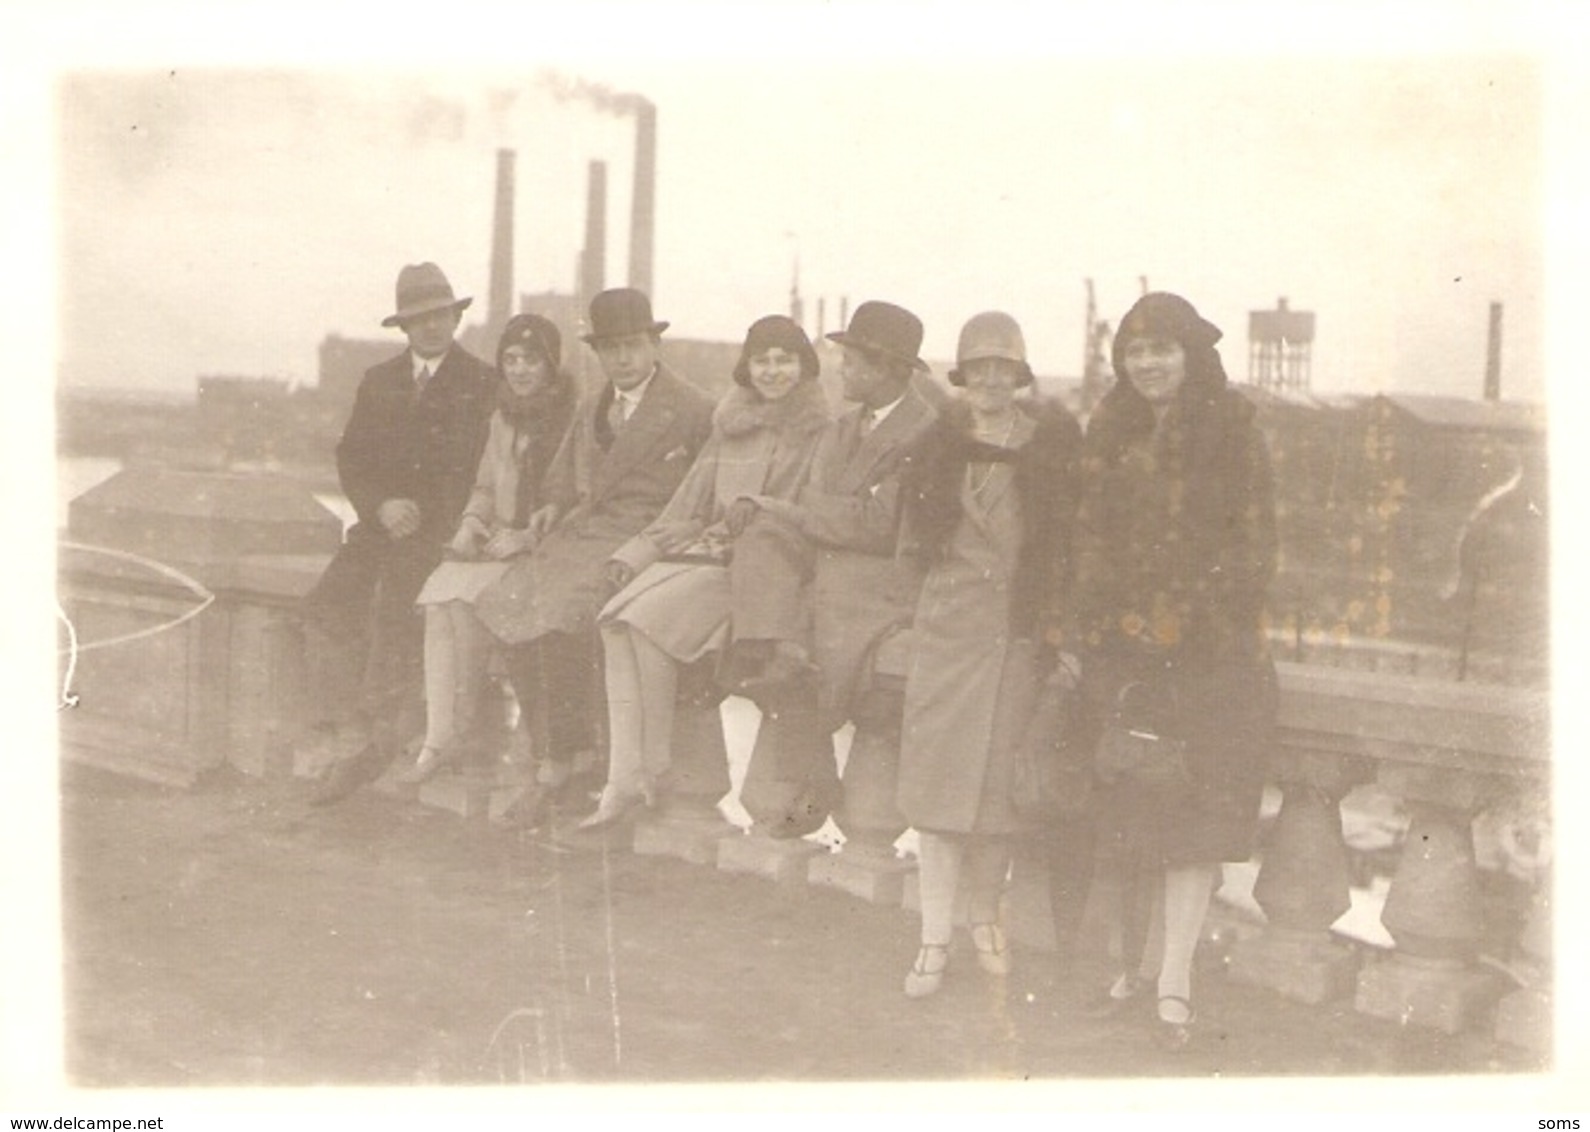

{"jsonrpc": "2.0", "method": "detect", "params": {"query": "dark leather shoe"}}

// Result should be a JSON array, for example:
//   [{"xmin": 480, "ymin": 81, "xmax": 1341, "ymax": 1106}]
[{"xmin": 309, "ymin": 745, "xmax": 391, "ymax": 806}]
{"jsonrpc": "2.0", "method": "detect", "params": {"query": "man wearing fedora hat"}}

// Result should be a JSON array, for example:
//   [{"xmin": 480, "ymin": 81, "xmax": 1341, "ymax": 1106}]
[
  {"xmin": 305, "ymin": 262, "xmax": 494, "ymax": 805},
  {"xmin": 475, "ymin": 288, "xmax": 713, "ymax": 822},
  {"xmin": 720, "ymin": 300, "xmax": 940, "ymax": 837}
]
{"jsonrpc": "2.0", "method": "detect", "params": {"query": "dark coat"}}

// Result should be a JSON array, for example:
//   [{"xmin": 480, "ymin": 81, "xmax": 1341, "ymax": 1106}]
[
  {"xmin": 473, "ymin": 363, "xmax": 714, "ymax": 644},
  {"xmin": 1073, "ymin": 381, "xmax": 1278, "ymax": 865},
  {"xmin": 304, "ymin": 344, "xmax": 493, "ymax": 630}
]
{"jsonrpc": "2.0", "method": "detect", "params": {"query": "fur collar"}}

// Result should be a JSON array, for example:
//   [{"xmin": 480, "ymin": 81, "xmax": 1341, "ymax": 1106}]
[{"xmin": 712, "ymin": 379, "xmax": 831, "ymax": 440}]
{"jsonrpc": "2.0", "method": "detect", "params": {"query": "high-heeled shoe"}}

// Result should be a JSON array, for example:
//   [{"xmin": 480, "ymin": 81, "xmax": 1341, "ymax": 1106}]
[
  {"xmin": 1154, "ymin": 995, "xmax": 1196, "ymax": 1051},
  {"xmin": 576, "ymin": 784, "xmax": 652, "ymax": 830},
  {"xmin": 398, "ymin": 746, "xmax": 452, "ymax": 785},
  {"xmin": 969, "ymin": 922, "xmax": 1011, "ymax": 976},
  {"xmin": 903, "ymin": 943, "xmax": 950, "ymax": 998}
]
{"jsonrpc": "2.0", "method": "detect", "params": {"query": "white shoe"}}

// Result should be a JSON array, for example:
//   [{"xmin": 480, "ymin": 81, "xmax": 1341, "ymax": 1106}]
[{"xmin": 904, "ymin": 944, "xmax": 950, "ymax": 998}]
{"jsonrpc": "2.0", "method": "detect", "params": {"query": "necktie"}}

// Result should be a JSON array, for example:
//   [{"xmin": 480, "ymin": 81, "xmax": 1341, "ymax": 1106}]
[{"xmin": 609, "ymin": 395, "xmax": 630, "ymax": 432}]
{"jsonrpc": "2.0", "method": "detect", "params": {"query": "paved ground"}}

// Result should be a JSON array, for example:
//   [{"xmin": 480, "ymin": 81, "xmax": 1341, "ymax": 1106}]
[{"xmin": 60, "ymin": 761, "xmax": 1540, "ymax": 1089}]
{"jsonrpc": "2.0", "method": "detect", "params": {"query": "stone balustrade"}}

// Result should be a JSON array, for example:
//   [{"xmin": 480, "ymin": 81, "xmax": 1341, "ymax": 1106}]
[{"xmin": 58, "ymin": 469, "xmax": 1552, "ymax": 1058}]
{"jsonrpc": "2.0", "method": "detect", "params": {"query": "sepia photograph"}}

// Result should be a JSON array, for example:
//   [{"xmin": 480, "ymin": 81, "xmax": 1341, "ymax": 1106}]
[{"xmin": 7, "ymin": 0, "xmax": 1585, "ymax": 1120}]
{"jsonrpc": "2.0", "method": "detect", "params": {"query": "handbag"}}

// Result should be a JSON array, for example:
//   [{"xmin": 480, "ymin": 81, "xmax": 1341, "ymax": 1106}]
[
  {"xmin": 1092, "ymin": 676, "xmax": 1191, "ymax": 793},
  {"xmin": 1011, "ymin": 664, "xmax": 1093, "ymax": 822}
]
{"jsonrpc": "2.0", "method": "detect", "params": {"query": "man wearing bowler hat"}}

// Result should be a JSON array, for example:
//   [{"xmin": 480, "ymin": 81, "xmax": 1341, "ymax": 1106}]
[
  {"xmin": 475, "ymin": 287, "xmax": 713, "ymax": 823},
  {"xmin": 306, "ymin": 262, "xmax": 494, "ymax": 804},
  {"xmin": 721, "ymin": 300, "xmax": 940, "ymax": 837}
]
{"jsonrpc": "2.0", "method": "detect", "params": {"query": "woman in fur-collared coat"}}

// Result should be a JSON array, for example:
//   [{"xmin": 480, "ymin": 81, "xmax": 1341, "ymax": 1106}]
[
  {"xmin": 893, "ymin": 311, "xmax": 1082, "ymax": 998},
  {"xmin": 1070, "ymin": 291, "xmax": 1278, "ymax": 1049},
  {"xmin": 578, "ymin": 315, "xmax": 832, "ymax": 827}
]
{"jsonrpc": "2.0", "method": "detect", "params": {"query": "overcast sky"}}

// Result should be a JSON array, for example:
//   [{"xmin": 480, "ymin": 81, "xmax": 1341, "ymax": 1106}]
[{"xmin": 48, "ymin": 17, "xmax": 1547, "ymax": 402}]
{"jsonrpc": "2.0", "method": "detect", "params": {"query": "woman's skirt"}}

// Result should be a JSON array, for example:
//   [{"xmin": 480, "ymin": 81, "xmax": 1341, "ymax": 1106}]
[
  {"xmin": 599, "ymin": 560, "xmax": 731, "ymax": 663},
  {"xmin": 415, "ymin": 559, "xmax": 512, "ymax": 607}
]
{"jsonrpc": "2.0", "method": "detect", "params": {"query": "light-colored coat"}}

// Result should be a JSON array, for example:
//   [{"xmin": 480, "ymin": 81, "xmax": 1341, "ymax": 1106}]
[
  {"xmin": 896, "ymin": 414, "xmax": 1038, "ymax": 835},
  {"xmin": 600, "ymin": 382, "xmax": 831, "ymax": 661},
  {"xmin": 473, "ymin": 364, "xmax": 713, "ymax": 645}
]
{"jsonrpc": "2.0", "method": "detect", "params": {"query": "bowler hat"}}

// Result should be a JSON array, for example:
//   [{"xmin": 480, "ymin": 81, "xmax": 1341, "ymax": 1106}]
[
  {"xmin": 581, "ymin": 288, "xmax": 670, "ymax": 344},
  {"xmin": 948, "ymin": 311, "xmax": 1033, "ymax": 387},
  {"xmin": 825, "ymin": 301, "xmax": 927, "ymax": 371},
  {"xmin": 381, "ymin": 262, "xmax": 473, "ymax": 328}
]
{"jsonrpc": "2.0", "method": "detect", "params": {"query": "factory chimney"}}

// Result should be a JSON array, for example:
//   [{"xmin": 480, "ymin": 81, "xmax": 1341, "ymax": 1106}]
[
  {"xmin": 1484, "ymin": 301, "xmax": 1503, "ymax": 402},
  {"xmin": 486, "ymin": 148, "xmax": 516, "ymax": 344},
  {"xmin": 581, "ymin": 160, "xmax": 608, "ymax": 303},
  {"xmin": 628, "ymin": 100, "xmax": 657, "ymax": 297}
]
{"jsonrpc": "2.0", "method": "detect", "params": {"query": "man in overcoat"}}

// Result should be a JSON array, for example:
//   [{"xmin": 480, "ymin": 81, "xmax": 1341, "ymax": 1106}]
[
  {"xmin": 474, "ymin": 288, "xmax": 713, "ymax": 819},
  {"xmin": 723, "ymin": 300, "xmax": 939, "ymax": 836},
  {"xmin": 306, "ymin": 262, "xmax": 494, "ymax": 804}
]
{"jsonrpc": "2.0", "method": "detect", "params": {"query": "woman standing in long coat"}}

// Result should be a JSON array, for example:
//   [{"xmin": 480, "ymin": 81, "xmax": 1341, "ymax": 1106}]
[
  {"xmin": 580, "ymin": 315, "xmax": 831, "ymax": 827},
  {"xmin": 1071, "ymin": 291, "xmax": 1278, "ymax": 1049},
  {"xmin": 895, "ymin": 312, "xmax": 1081, "ymax": 997}
]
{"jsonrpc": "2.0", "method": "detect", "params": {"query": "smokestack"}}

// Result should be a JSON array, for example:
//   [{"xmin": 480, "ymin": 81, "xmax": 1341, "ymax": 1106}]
[
  {"xmin": 581, "ymin": 160, "xmax": 608, "ymax": 302},
  {"xmin": 817, "ymin": 297, "xmax": 826, "ymax": 340},
  {"xmin": 628, "ymin": 100, "xmax": 657, "ymax": 297},
  {"xmin": 1484, "ymin": 301, "xmax": 1503, "ymax": 401},
  {"xmin": 839, "ymin": 296, "xmax": 850, "ymax": 331},
  {"xmin": 487, "ymin": 149, "xmax": 516, "ymax": 342}
]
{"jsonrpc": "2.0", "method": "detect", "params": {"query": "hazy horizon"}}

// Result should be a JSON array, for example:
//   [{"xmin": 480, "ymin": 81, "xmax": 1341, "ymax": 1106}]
[{"xmin": 54, "ymin": 56, "xmax": 1545, "ymax": 405}]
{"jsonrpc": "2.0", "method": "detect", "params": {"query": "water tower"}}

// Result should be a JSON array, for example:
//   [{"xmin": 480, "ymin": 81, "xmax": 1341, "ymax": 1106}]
[{"xmin": 1248, "ymin": 296, "xmax": 1315, "ymax": 394}]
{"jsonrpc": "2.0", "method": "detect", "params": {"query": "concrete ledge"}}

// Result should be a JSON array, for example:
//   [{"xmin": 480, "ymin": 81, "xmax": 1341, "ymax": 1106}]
[
  {"xmin": 1355, "ymin": 952, "xmax": 1505, "ymax": 1035},
  {"xmin": 1228, "ymin": 927, "xmax": 1362, "ymax": 1005},
  {"xmin": 717, "ymin": 831, "xmax": 826, "ymax": 884},
  {"xmin": 633, "ymin": 812, "xmax": 741, "ymax": 866},
  {"xmin": 809, "ymin": 844, "xmax": 914, "ymax": 905}
]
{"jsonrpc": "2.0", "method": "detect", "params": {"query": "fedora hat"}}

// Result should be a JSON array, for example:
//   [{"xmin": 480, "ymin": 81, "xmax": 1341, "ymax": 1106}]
[
  {"xmin": 381, "ymin": 262, "xmax": 473, "ymax": 328},
  {"xmin": 825, "ymin": 300, "xmax": 927, "ymax": 371},
  {"xmin": 581, "ymin": 288, "xmax": 670, "ymax": 344}
]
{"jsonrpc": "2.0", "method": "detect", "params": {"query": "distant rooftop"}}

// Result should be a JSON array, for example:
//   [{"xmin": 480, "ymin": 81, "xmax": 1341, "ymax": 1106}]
[{"xmin": 1376, "ymin": 393, "xmax": 1546, "ymax": 434}]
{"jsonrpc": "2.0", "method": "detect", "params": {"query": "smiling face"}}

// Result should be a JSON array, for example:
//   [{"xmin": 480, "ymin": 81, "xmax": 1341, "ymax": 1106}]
[
  {"xmin": 501, "ymin": 344, "xmax": 550, "ymax": 397},
  {"xmin": 959, "ymin": 357, "xmax": 1024, "ymax": 417},
  {"xmin": 593, "ymin": 332, "xmax": 661, "ymax": 392},
  {"xmin": 746, "ymin": 346, "xmax": 804, "ymax": 402},
  {"xmin": 400, "ymin": 306, "xmax": 462, "ymax": 361},
  {"xmin": 1120, "ymin": 335, "xmax": 1188, "ymax": 407}
]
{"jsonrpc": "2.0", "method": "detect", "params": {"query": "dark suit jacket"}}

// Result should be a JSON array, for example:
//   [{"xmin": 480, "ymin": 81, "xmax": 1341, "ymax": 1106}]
[
  {"xmin": 306, "ymin": 343, "xmax": 493, "ymax": 628},
  {"xmin": 474, "ymin": 363, "xmax": 714, "ymax": 644}
]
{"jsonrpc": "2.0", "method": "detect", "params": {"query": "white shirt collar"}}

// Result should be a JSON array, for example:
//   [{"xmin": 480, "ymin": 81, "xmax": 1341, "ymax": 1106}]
[{"xmin": 412, "ymin": 347, "xmax": 449, "ymax": 383}]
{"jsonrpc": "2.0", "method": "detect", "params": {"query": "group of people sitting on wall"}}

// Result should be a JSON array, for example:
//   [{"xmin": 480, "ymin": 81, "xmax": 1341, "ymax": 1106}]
[{"xmin": 303, "ymin": 262, "xmax": 1279, "ymax": 1052}]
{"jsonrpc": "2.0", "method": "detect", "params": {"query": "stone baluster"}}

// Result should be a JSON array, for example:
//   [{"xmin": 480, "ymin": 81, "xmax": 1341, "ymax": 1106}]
[
  {"xmin": 1228, "ymin": 749, "xmax": 1369, "ymax": 1003},
  {"xmin": 1354, "ymin": 764, "xmax": 1507, "ymax": 1034},
  {"xmin": 717, "ymin": 686, "xmax": 833, "ymax": 883},
  {"xmin": 633, "ymin": 662, "xmax": 739, "ymax": 865},
  {"xmin": 809, "ymin": 648, "xmax": 914, "ymax": 905}
]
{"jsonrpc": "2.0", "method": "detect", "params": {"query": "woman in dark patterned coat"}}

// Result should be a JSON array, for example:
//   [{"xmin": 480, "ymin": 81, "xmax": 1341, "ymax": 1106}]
[
  {"xmin": 1070, "ymin": 291, "xmax": 1278, "ymax": 1048},
  {"xmin": 894, "ymin": 311, "xmax": 1082, "ymax": 997}
]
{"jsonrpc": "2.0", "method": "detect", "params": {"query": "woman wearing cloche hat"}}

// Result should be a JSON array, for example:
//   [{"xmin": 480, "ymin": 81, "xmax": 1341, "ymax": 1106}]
[
  {"xmin": 578, "ymin": 314, "xmax": 832, "ymax": 828},
  {"xmin": 399, "ymin": 313, "xmax": 576, "ymax": 784},
  {"xmin": 894, "ymin": 311, "xmax": 1083, "ymax": 997}
]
